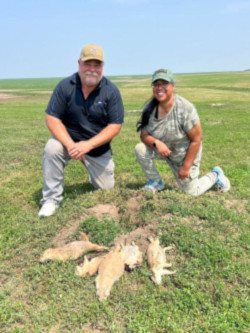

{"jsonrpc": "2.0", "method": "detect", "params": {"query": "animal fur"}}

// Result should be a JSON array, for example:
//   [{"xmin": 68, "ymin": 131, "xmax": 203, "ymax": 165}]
[
  {"xmin": 39, "ymin": 232, "xmax": 108, "ymax": 263},
  {"xmin": 75, "ymin": 255, "xmax": 106, "ymax": 277},
  {"xmin": 95, "ymin": 244, "xmax": 125, "ymax": 302},
  {"xmin": 75, "ymin": 242, "xmax": 143, "ymax": 278},
  {"xmin": 123, "ymin": 242, "xmax": 143, "ymax": 271},
  {"xmin": 147, "ymin": 236, "xmax": 176, "ymax": 284},
  {"xmin": 95, "ymin": 243, "xmax": 143, "ymax": 302}
]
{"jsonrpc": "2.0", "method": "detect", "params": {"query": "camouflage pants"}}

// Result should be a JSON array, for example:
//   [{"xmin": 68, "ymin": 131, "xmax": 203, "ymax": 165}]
[{"xmin": 135, "ymin": 142, "xmax": 217, "ymax": 197}]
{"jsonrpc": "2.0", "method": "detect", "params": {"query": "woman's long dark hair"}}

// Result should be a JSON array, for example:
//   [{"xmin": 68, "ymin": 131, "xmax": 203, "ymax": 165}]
[{"xmin": 136, "ymin": 97, "xmax": 159, "ymax": 132}]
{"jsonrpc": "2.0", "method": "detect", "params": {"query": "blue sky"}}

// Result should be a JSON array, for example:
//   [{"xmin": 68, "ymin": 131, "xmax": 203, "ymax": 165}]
[{"xmin": 1, "ymin": 0, "xmax": 249, "ymax": 79}]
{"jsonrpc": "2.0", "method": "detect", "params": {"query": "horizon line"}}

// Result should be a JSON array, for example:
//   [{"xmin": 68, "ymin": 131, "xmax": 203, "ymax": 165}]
[{"xmin": 0, "ymin": 69, "xmax": 249, "ymax": 81}]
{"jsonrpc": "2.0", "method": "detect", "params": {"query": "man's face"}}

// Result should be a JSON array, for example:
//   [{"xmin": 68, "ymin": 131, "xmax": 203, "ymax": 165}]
[{"xmin": 78, "ymin": 59, "xmax": 104, "ymax": 87}]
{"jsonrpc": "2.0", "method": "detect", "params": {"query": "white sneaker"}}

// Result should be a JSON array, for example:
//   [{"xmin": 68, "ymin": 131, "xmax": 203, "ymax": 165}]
[{"xmin": 38, "ymin": 202, "xmax": 58, "ymax": 218}]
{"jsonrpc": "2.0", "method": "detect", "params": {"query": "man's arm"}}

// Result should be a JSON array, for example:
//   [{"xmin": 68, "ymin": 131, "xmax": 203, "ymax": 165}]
[
  {"xmin": 68, "ymin": 124, "xmax": 122, "ymax": 159},
  {"xmin": 178, "ymin": 121, "xmax": 202, "ymax": 179},
  {"xmin": 46, "ymin": 114, "xmax": 75, "ymax": 150}
]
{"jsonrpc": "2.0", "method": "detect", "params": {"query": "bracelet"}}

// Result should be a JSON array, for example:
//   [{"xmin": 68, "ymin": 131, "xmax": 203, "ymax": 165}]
[{"xmin": 153, "ymin": 140, "xmax": 159, "ymax": 148}]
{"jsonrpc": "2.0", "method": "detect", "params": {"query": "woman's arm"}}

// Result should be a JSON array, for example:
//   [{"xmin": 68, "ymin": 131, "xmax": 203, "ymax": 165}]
[
  {"xmin": 140, "ymin": 131, "xmax": 172, "ymax": 157},
  {"xmin": 178, "ymin": 121, "xmax": 202, "ymax": 179}
]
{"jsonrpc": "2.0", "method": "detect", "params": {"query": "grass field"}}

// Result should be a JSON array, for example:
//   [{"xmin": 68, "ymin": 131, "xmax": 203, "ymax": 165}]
[{"xmin": 0, "ymin": 71, "xmax": 249, "ymax": 333}]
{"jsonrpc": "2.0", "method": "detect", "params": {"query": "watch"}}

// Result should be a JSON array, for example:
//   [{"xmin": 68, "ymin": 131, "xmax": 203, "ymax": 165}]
[{"xmin": 153, "ymin": 140, "xmax": 158, "ymax": 148}]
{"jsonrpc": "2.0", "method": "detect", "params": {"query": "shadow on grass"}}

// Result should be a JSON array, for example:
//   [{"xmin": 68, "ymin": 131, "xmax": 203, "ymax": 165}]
[
  {"xmin": 122, "ymin": 182, "xmax": 143, "ymax": 190},
  {"xmin": 122, "ymin": 181, "xmax": 173, "ymax": 191},
  {"xmin": 33, "ymin": 182, "xmax": 94, "ymax": 206}
]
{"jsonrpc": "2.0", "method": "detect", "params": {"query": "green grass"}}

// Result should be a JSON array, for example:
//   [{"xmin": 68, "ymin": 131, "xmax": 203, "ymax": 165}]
[{"xmin": 0, "ymin": 71, "xmax": 249, "ymax": 333}]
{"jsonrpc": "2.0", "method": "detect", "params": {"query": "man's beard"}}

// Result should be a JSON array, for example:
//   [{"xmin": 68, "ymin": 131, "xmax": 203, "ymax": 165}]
[{"xmin": 84, "ymin": 72, "xmax": 101, "ymax": 86}]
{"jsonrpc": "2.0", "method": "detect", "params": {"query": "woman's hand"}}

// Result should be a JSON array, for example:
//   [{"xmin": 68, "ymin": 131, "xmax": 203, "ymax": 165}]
[
  {"xmin": 178, "ymin": 165, "xmax": 190, "ymax": 179},
  {"xmin": 140, "ymin": 132, "xmax": 172, "ymax": 157},
  {"xmin": 156, "ymin": 141, "xmax": 172, "ymax": 157}
]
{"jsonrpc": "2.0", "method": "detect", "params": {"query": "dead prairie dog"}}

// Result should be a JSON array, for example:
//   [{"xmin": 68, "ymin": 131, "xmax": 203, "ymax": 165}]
[
  {"xmin": 95, "ymin": 244, "xmax": 125, "ymax": 302},
  {"xmin": 123, "ymin": 242, "xmax": 143, "ymax": 271},
  {"xmin": 76, "ymin": 242, "xmax": 143, "ymax": 278},
  {"xmin": 75, "ymin": 255, "xmax": 106, "ymax": 277},
  {"xmin": 147, "ymin": 236, "xmax": 176, "ymax": 284},
  {"xmin": 39, "ymin": 232, "xmax": 108, "ymax": 263}
]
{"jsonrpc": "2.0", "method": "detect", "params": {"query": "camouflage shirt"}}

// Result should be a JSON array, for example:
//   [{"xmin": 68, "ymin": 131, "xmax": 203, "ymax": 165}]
[{"xmin": 142, "ymin": 94, "xmax": 202, "ymax": 165}]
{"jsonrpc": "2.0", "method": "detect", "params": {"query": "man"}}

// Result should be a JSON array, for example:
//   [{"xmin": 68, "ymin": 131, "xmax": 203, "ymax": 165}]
[
  {"xmin": 38, "ymin": 44, "xmax": 124, "ymax": 217},
  {"xmin": 135, "ymin": 68, "xmax": 230, "ymax": 196}
]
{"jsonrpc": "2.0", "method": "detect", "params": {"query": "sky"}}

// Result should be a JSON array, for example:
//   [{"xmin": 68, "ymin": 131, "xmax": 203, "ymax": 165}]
[{"xmin": 0, "ymin": 0, "xmax": 250, "ymax": 79}]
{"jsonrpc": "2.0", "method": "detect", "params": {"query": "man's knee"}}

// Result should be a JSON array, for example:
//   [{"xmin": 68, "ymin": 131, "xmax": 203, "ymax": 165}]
[
  {"xmin": 44, "ymin": 138, "xmax": 65, "ymax": 158},
  {"xmin": 93, "ymin": 173, "xmax": 114, "ymax": 190},
  {"xmin": 100, "ymin": 181, "xmax": 114, "ymax": 190}
]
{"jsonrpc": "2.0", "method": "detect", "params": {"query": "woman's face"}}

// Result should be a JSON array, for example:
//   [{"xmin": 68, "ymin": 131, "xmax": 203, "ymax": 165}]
[{"xmin": 152, "ymin": 79, "xmax": 175, "ymax": 103}]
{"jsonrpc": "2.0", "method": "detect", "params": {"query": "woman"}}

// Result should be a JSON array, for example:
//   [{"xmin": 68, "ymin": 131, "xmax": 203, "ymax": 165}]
[{"xmin": 135, "ymin": 68, "xmax": 230, "ymax": 196}]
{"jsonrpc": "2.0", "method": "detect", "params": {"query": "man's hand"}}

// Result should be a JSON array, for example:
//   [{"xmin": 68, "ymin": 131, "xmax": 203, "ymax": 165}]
[{"xmin": 68, "ymin": 141, "xmax": 92, "ymax": 160}]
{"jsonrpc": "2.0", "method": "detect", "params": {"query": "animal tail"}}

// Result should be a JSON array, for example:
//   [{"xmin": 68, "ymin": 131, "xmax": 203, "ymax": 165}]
[
  {"xmin": 147, "ymin": 235, "xmax": 155, "ymax": 243},
  {"xmin": 80, "ymin": 232, "xmax": 89, "ymax": 241}
]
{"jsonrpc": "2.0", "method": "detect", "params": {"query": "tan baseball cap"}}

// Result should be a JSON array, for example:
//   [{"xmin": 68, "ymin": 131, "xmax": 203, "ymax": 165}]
[{"xmin": 80, "ymin": 44, "xmax": 104, "ymax": 62}]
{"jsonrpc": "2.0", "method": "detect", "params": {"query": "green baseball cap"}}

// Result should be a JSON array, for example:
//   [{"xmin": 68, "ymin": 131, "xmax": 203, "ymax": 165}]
[{"xmin": 152, "ymin": 68, "xmax": 174, "ymax": 84}]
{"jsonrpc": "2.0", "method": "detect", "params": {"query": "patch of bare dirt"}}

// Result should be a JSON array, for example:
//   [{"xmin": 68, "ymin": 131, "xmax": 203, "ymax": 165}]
[
  {"xmin": 125, "ymin": 196, "xmax": 141, "ymax": 223},
  {"xmin": 210, "ymin": 103, "xmax": 224, "ymax": 107},
  {"xmin": 48, "ymin": 326, "xmax": 61, "ymax": 333},
  {"xmin": 224, "ymin": 199, "xmax": 247, "ymax": 214},
  {"xmin": 52, "ymin": 197, "xmax": 155, "ymax": 250},
  {"xmin": 81, "ymin": 324, "xmax": 106, "ymax": 333},
  {"xmin": 113, "ymin": 223, "xmax": 158, "ymax": 252},
  {"xmin": 88, "ymin": 203, "xmax": 120, "ymax": 220},
  {"xmin": 52, "ymin": 204, "xmax": 121, "ymax": 246},
  {"xmin": 52, "ymin": 213, "xmax": 88, "ymax": 246},
  {"xmin": 0, "ymin": 94, "xmax": 18, "ymax": 100}
]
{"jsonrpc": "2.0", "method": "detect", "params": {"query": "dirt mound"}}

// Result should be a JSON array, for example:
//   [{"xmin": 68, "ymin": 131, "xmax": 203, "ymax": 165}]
[
  {"xmin": 52, "ymin": 197, "xmax": 153, "ymax": 249},
  {"xmin": 113, "ymin": 223, "xmax": 157, "ymax": 252},
  {"xmin": 88, "ymin": 203, "xmax": 120, "ymax": 220}
]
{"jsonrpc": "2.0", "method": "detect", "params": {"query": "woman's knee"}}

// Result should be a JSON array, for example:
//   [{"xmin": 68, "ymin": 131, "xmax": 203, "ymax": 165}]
[
  {"xmin": 182, "ymin": 187, "xmax": 200, "ymax": 197},
  {"xmin": 135, "ymin": 142, "xmax": 147, "ymax": 158},
  {"xmin": 179, "ymin": 178, "xmax": 201, "ymax": 197}
]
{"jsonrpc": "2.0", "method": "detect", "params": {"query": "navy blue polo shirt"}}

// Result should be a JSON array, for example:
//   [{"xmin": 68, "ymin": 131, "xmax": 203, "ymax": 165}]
[{"xmin": 45, "ymin": 73, "xmax": 124, "ymax": 157}]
